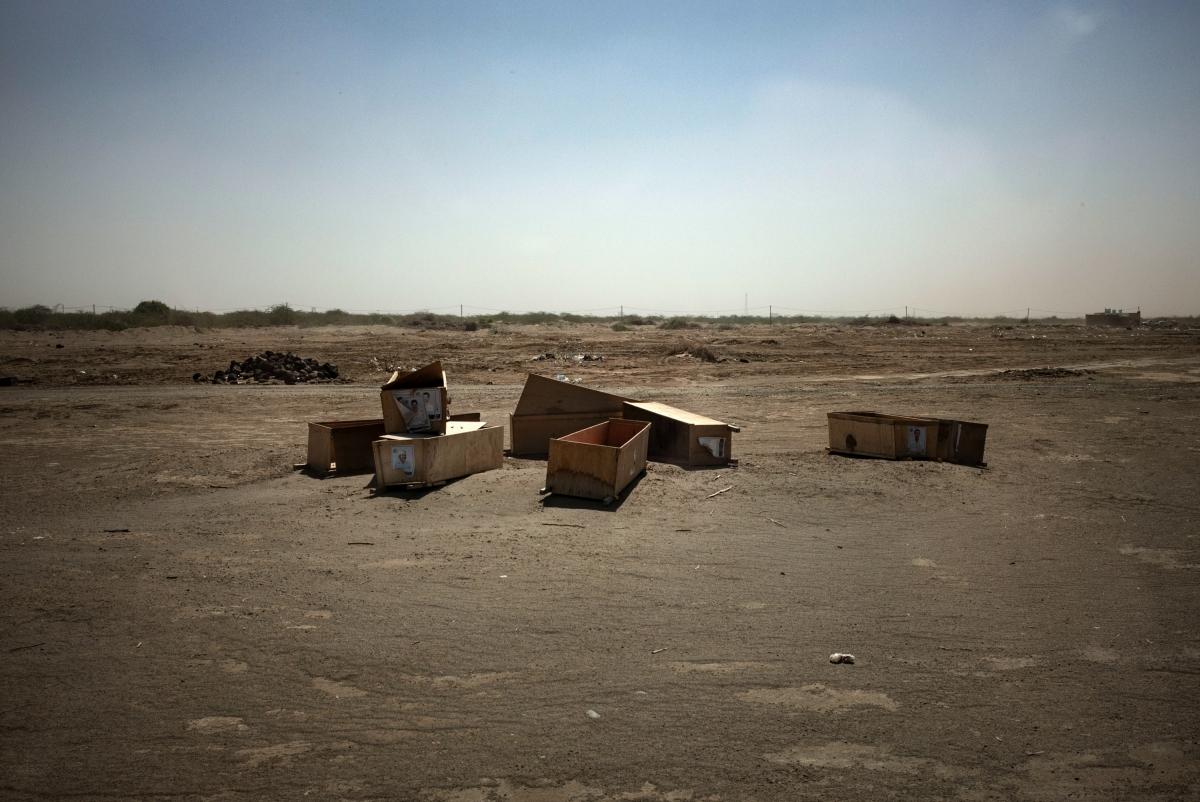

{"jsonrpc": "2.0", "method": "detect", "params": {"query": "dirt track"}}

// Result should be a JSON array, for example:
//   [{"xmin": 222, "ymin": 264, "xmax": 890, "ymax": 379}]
[{"xmin": 2, "ymin": 323, "xmax": 1199, "ymax": 801}]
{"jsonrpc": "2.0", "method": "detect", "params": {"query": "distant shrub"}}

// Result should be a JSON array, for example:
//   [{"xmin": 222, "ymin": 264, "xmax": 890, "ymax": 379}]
[
  {"xmin": 659, "ymin": 317, "xmax": 696, "ymax": 330},
  {"xmin": 624, "ymin": 315, "xmax": 652, "ymax": 326},
  {"xmin": 268, "ymin": 304, "xmax": 296, "ymax": 325},
  {"xmin": 463, "ymin": 321, "xmax": 479, "ymax": 332},
  {"xmin": 14, "ymin": 305, "xmax": 53, "ymax": 325},
  {"xmin": 133, "ymin": 300, "xmax": 170, "ymax": 317},
  {"xmin": 611, "ymin": 322, "xmax": 630, "ymax": 332}
]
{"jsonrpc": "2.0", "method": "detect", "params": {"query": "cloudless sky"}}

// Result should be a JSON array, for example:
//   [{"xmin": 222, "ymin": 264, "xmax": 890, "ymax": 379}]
[{"xmin": 1, "ymin": 0, "xmax": 1197, "ymax": 316}]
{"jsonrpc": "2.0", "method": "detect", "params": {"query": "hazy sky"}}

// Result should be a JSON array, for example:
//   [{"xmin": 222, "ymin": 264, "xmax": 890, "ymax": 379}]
[{"xmin": 2, "ymin": 1, "xmax": 1197, "ymax": 316}]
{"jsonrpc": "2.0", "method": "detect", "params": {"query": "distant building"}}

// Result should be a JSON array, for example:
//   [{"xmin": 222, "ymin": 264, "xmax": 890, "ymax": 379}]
[{"xmin": 1085, "ymin": 308, "xmax": 1141, "ymax": 327}]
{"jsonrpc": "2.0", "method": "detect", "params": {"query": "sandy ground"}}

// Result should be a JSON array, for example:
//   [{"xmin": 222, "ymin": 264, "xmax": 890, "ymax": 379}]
[{"xmin": 1, "ymin": 322, "xmax": 1199, "ymax": 801}]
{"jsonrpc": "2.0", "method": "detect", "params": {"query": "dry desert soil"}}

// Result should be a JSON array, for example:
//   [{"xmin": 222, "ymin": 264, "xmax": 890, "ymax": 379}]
[{"xmin": 1, "ymin": 322, "xmax": 1199, "ymax": 801}]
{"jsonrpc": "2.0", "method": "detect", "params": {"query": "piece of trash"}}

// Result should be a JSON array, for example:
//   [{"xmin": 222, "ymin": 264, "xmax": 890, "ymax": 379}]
[
  {"xmin": 585, "ymin": 709, "xmax": 600, "ymax": 719},
  {"xmin": 766, "ymin": 518, "xmax": 785, "ymax": 528},
  {"xmin": 540, "ymin": 523, "xmax": 585, "ymax": 529},
  {"xmin": 346, "ymin": 541, "xmax": 374, "ymax": 546},
  {"xmin": 136, "ymin": 642, "xmax": 143, "ymax": 649},
  {"xmin": 499, "ymin": 575, "xmax": 508, "ymax": 579},
  {"xmin": 103, "ymin": 528, "xmax": 130, "ymax": 533},
  {"xmin": 829, "ymin": 653, "xmax": 856, "ymax": 664},
  {"xmin": 1026, "ymin": 750, "xmax": 1045, "ymax": 756},
  {"xmin": 705, "ymin": 486, "xmax": 733, "ymax": 499},
  {"xmin": 651, "ymin": 648, "xmax": 668, "ymax": 655},
  {"xmin": 8, "ymin": 642, "xmax": 45, "ymax": 652}
]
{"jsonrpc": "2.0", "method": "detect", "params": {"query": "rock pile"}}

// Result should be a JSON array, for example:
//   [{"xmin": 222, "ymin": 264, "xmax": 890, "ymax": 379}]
[{"xmin": 193, "ymin": 351, "xmax": 339, "ymax": 384}]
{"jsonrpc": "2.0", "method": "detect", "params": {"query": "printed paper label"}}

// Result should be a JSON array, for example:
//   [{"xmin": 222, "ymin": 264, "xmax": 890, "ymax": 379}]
[
  {"xmin": 905, "ymin": 426, "xmax": 926, "ymax": 455},
  {"xmin": 390, "ymin": 445, "xmax": 416, "ymax": 476}
]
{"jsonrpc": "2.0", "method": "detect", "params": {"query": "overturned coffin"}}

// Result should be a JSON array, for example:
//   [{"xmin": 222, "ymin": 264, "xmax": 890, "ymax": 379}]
[
  {"xmin": 826, "ymin": 412, "xmax": 987, "ymax": 466},
  {"xmin": 544, "ymin": 419, "xmax": 650, "ymax": 502},
  {"xmin": 305, "ymin": 419, "xmax": 386, "ymax": 476},
  {"xmin": 381, "ymin": 361, "xmax": 450, "ymax": 435},
  {"xmin": 509, "ymin": 374, "xmax": 630, "ymax": 458},
  {"xmin": 372, "ymin": 420, "xmax": 504, "ymax": 489},
  {"xmin": 622, "ymin": 401, "xmax": 738, "ymax": 467}
]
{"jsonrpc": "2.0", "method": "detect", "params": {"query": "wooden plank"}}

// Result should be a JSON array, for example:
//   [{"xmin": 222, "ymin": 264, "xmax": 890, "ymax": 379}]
[
  {"xmin": 510, "ymin": 412, "xmax": 624, "ymax": 457},
  {"xmin": 828, "ymin": 413, "xmax": 897, "ymax": 458},
  {"xmin": 624, "ymin": 401, "xmax": 727, "ymax": 427},
  {"xmin": 381, "ymin": 361, "xmax": 446, "ymax": 390},
  {"xmin": 512, "ymin": 374, "xmax": 628, "ymax": 416},
  {"xmin": 306, "ymin": 423, "xmax": 333, "ymax": 474},
  {"xmin": 613, "ymin": 420, "xmax": 650, "ymax": 493}
]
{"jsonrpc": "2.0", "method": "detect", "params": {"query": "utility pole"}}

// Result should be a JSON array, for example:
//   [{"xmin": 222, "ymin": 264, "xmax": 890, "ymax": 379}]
[
  {"xmin": 619, "ymin": 305, "xmax": 623, "ymax": 321},
  {"xmin": 744, "ymin": 293, "xmax": 748, "ymax": 315},
  {"xmin": 92, "ymin": 304, "xmax": 96, "ymax": 314},
  {"xmin": 1026, "ymin": 307, "xmax": 1030, "ymax": 324},
  {"xmin": 905, "ymin": 305, "xmax": 908, "ymax": 319},
  {"xmin": 769, "ymin": 305, "xmax": 772, "ymax": 324},
  {"xmin": 460, "ymin": 304, "xmax": 463, "ymax": 318}
]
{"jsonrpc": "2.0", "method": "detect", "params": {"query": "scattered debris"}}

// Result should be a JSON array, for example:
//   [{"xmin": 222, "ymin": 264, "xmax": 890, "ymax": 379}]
[
  {"xmin": 530, "ymin": 352, "xmax": 556, "ymax": 362},
  {"xmin": 195, "ymin": 351, "xmax": 339, "ymax": 385},
  {"xmin": 347, "ymin": 541, "xmax": 375, "ymax": 546},
  {"xmin": 540, "ymin": 522, "xmax": 586, "ymax": 529},
  {"xmin": 8, "ymin": 642, "xmax": 45, "ymax": 652},
  {"xmin": 766, "ymin": 518, "xmax": 786, "ymax": 528},
  {"xmin": 829, "ymin": 653, "xmax": 856, "ymax": 664},
  {"xmin": 651, "ymin": 648, "xmax": 668, "ymax": 655},
  {"xmin": 585, "ymin": 709, "xmax": 601, "ymax": 719},
  {"xmin": 666, "ymin": 343, "xmax": 719, "ymax": 363},
  {"xmin": 705, "ymin": 486, "xmax": 733, "ymax": 499},
  {"xmin": 573, "ymin": 353, "xmax": 604, "ymax": 362},
  {"xmin": 102, "ymin": 528, "xmax": 130, "ymax": 533}
]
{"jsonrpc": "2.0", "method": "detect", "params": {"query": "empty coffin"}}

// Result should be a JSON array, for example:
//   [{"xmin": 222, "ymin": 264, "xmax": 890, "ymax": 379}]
[
  {"xmin": 545, "ymin": 419, "xmax": 651, "ymax": 501},
  {"xmin": 621, "ymin": 401, "xmax": 738, "ymax": 466},
  {"xmin": 373, "ymin": 421, "xmax": 504, "ymax": 488},
  {"xmin": 509, "ymin": 374, "xmax": 631, "ymax": 458},
  {"xmin": 826, "ymin": 412, "xmax": 987, "ymax": 466},
  {"xmin": 306, "ymin": 419, "xmax": 386, "ymax": 475}
]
